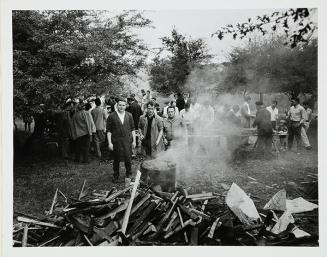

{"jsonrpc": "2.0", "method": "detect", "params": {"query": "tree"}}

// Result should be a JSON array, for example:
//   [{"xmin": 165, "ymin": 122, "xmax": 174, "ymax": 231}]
[
  {"xmin": 149, "ymin": 29, "xmax": 212, "ymax": 94},
  {"xmin": 13, "ymin": 10, "xmax": 151, "ymax": 118},
  {"xmin": 219, "ymin": 36, "xmax": 317, "ymax": 99},
  {"xmin": 212, "ymin": 8, "xmax": 317, "ymax": 48}
]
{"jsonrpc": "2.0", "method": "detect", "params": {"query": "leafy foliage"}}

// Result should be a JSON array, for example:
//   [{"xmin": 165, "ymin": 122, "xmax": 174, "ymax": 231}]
[
  {"xmin": 218, "ymin": 36, "xmax": 317, "ymax": 99},
  {"xmin": 212, "ymin": 8, "xmax": 317, "ymax": 48},
  {"xmin": 13, "ymin": 10, "xmax": 151, "ymax": 117},
  {"xmin": 149, "ymin": 29, "xmax": 212, "ymax": 94}
]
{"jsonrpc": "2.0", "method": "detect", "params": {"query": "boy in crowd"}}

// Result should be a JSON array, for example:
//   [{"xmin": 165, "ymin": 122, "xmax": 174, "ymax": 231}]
[{"xmin": 277, "ymin": 119, "xmax": 288, "ymax": 151}]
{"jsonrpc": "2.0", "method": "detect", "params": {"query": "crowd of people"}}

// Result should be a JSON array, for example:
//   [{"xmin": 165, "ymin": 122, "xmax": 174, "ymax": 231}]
[{"xmin": 21, "ymin": 89, "xmax": 315, "ymax": 181}]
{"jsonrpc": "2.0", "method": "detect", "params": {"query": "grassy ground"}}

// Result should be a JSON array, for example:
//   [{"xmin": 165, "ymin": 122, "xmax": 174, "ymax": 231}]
[{"xmin": 13, "ymin": 127, "xmax": 318, "ymax": 239}]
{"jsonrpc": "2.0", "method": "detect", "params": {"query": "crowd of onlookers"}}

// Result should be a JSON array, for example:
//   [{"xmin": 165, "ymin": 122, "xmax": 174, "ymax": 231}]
[{"xmin": 17, "ymin": 89, "xmax": 316, "ymax": 181}]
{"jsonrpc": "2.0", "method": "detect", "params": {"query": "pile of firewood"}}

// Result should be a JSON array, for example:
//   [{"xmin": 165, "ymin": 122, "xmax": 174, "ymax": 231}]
[{"xmin": 13, "ymin": 172, "xmax": 318, "ymax": 247}]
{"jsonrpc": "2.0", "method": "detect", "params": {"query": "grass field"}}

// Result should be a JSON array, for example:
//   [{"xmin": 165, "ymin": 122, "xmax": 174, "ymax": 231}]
[{"xmin": 13, "ymin": 124, "xmax": 319, "ymax": 242}]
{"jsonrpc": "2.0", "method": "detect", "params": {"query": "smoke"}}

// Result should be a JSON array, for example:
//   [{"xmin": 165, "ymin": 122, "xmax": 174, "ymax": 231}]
[{"xmin": 155, "ymin": 66, "xmax": 248, "ymax": 181}]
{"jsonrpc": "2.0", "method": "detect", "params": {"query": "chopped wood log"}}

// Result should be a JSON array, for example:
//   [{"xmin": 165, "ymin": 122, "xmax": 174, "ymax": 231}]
[
  {"xmin": 153, "ymin": 191, "xmax": 174, "ymax": 199},
  {"xmin": 176, "ymin": 207, "xmax": 188, "ymax": 243},
  {"xmin": 93, "ymin": 221, "xmax": 119, "ymax": 240},
  {"xmin": 98, "ymin": 192, "xmax": 139, "ymax": 220},
  {"xmin": 22, "ymin": 224, "xmax": 28, "ymax": 247},
  {"xmin": 186, "ymin": 192, "xmax": 213, "ymax": 199},
  {"xmin": 190, "ymin": 227, "xmax": 198, "ymax": 245},
  {"xmin": 164, "ymin": 211, "xmax": 178, "ymax": 232},
  {"xmin": 104, "ymin": 186, "xmax": 132, "ymax": 203},
  {"xmin": 178, "ymin": 205, "xmax": 199, "ymax": 221},
  {"xmin": 208, "ymin": 217, "xmax": 221, "ymax": 239},
  {"xmin": 164, "ymin": 219, "xmax": 194, "ymax": 239},
  {"xmin": 121, "ymin": 170, "xmax": 141, "ymax": 234},
  {"xmin": 131, "ymin": 194, "xmax": 151, "ymax": 215},
  {"xmin": 189, "ymin": 208, "xmax": 210, "ymax": 220},
  {"xmin": 156, "ymin": 198, "xmax": 178, "ymax": 232},
  {"xmin": 191, "ymin": 196, "xmax": 217, "ymax": 202},
  {"xmin": 171, "ymin": 191, "xmax": 179, "ymax": 201},
  {"xmin": 127, "ymin": 201, "xmax": 158, "ymax": 235},
  {"xmin": 97, "ymin": 240, "xmax": 110, "ymax": 246},
  {"xmin": 143, "ymin": 223, "xmax": 157, "ymax": 236},
  {"xmin": 17, "ymin": 217, "xmax": 61, "ymax": 228},
  {"xmin": 131, "ymin": 222, "xmax": 151, "ymax": 241}
]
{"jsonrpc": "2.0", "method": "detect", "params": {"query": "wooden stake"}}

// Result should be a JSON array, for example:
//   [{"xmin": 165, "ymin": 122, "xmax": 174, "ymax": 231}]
[
  {"xmin": 121, "ymin": 171, "xmax": 141, "ymax": 234},
  {"xmin": 78, "ymin": 180, "xmax": 87, "ymax": 200},
  {"xmin": 38, "ymin": 235, "xmax": 60, "ymax": 247},
  {"xmin": 22, "ymin": 224, "xmax": 28, "ymax": 247},
  {"xmin": 49, "ymin": 188, "xmax": 58, "ymax": 215},
  {"xmin": 83, "ymin": 235, "xmax": 93, "ymax": 246}
]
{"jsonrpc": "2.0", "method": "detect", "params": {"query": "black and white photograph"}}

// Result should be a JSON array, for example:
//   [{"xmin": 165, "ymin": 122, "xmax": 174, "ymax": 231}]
[{"xmin": 1, "ymin": 0, "xmax": 326, "ymax": 256}]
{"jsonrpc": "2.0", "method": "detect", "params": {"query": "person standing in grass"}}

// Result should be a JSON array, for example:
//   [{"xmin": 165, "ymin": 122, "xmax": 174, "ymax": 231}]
[
  {"xmin": 163, "ymin": 106, "xmax": 184, "ymax": 149},
  {"xmin": 253, "ymin": 101, "xmax": 273, "ymax": 156},
  {"xmin": 107, "ymin": 98, "xmax": 136, "ymax": 182},
  {"xmin": 287, "ymin": 98, "xmax": 312, "ymax": 150},
  {"xmin": 138, "ymin": 101, "xmax": 164, "ymax": 159},
  {"xmin": 71, "ymin": 102, "xmax": 96, "ymax": 163},
  {"xmin": 91, "ymin": 98, "xmax": 107, "ymax": 159},
  {"xmin": 266, "ymin": 100, "xmax": 279, "ymax": 130}
]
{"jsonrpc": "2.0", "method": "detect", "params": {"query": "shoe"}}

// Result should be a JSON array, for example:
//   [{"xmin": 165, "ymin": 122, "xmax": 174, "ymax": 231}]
[{"xmin": 305, "ymin": 146, "xmax": 312, "ymax": 150}]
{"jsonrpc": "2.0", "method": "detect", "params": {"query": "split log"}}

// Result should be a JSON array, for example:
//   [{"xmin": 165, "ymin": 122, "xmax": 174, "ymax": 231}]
[
  {"xmin": 22, "ymin": 224, "xmax": 28, "ymax": 247},
  {"xmin": 17, "ymin": 217, "xmax": 61, "ymax": 228},
  {"xmin": 121, "ymin": 171, "xmax": 141, "ymax": 234},
  {"xmin": 186, "ymin": 192, "xmax": 213, "ymax": 199}
]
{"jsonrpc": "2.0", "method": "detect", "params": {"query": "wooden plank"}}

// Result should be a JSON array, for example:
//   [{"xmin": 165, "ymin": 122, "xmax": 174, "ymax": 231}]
[
  {"xmin": 38, "ymin": 235, "xmax": 61, "ymax": 247},
  {"xmin": 186, "ymin": 192, "xmax": 213, "ymax": 199},
  {"xmin": 191, "ymin": 196, "xmax": 217, "ymax": 202},
  {"xmin": 105, "ymin": 186, "xmax": 132, "ymax": 203},
  {"xmin": 78, "ymin": 180, "xmax": 87, "ymax": 200},
  {"xmin": 164, "ymin": 211, "xmax": 178, "ymax": 232},
  {"xmin": 83, "ymin": 235, "xmax": 93, "ymax": 246},
  {"xmin": 164, "ymin": 219, "xmax": 194, "ymax": 239},
  {"xmin": 121, "ymin": 170, "xmax": 141, "ymax": 234},
  {"xmin": 17, "ymin": 217, "xmax": 61, "ymax": 228},
  {"xmin": 98, "ymin": 192, "xmax": 139, "ymax": 220},
  {"xmin": 189, "ymin": 208, "xmax": 210, "ymax": 220},
  {"xmin": 177, "ymin": 207, "xmax": 188, "ymax": 243},
  {"xmin": 22, "ymin": 224, "xmax": 28, "ymax": 247},
  {"xmin": 49, "ymin": 188, "xmax": 58, "ymax": 215},
  {"xmin": 131, "ymin": 193, "xmax": 151, "ymax": 215}
]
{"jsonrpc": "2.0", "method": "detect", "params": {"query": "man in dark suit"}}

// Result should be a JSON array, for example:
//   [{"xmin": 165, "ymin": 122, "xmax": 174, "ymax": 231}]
[
  {"xmin": 126, "ymin": 96, "xmax": 143, "ymax": 148},
  {"xmin": 176, "ymin": 92, "xmax": 185, "ymax": 112},
  {"xmin": 253, "ymin": 101, "xmax": 273, "ymax": 156},
  {"xmin": 107, "ymin": 97, "xmax": 136, "ymax": 181}
]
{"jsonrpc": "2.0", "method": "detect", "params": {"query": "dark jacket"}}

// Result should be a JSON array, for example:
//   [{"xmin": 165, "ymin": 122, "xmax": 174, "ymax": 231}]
[
  {"xmin": 106, "ymin": 111, "xmax": 135, "ymax": 161},
  {"xmin": 253, "ymin": 108, "xmax": 273, "ymax": 135},
  {"xmin": 126, "ymin": 101, "xmax": 143, "ymax": 129},
  {"xmin": 176, "ymin": 97, "xmax": 185, "ymax": 112}
]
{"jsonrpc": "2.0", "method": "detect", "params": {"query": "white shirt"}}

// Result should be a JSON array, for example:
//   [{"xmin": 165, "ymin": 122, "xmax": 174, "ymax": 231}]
[
  {"xmin": 180, "ymin": 108, "xmax": 196, "ymax": 124},
  {"xmin": 116, "ymin": 111, "xmax": 125, "ymax": 124},
  {"xmin": 244, "ymin": 102, "xmax": 250, "ymax": 115},
  {"xmin": 266, "ymin": 106, "xmax": 279, "ymax": 121},
  {"xmin": 199, "ymin": 105, "xmax": 215, "ymax": 128}
]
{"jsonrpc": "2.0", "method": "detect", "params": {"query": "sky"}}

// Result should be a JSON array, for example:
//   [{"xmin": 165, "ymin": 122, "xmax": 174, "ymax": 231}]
[
  {"xmin": 130, "ymin": 9, "xmax": 317, "ymax": 63},
  {"xmin": 133, "ymin": 9, "xmax": 282, "ymax": 63}
]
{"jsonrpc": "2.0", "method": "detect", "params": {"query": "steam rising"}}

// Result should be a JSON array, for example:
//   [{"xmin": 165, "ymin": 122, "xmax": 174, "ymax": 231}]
[{"xmin": 156, "ymin": 66, "xmax": 248, "ymax": 181}]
